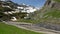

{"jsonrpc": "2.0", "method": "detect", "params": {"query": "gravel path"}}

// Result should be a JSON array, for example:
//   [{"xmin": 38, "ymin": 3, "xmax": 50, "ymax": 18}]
[{"xmin": 2, "ymin": 21, "xmax": 60, "ymax": 34}]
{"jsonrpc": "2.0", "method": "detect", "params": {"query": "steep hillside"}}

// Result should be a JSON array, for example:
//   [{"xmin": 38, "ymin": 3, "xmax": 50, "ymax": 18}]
[{"xmin": 35, "ymin": 0, "xmax": 60, "ymax": 24}]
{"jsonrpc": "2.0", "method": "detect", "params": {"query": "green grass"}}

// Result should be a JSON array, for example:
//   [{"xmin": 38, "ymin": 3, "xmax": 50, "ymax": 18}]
[
  {"xmin": 17, "ymin": 19, "xmax": 40, "ymax": 24},
  {"xmin": 39, "ymin": 9, "xmax": 60, "ymax": 24},
  {"xmin": 43, "ymin": 9, "xmax": 60, "ymax": 18},
  {"xmin": 54, "ymin": 0, "xmax": 60, "ymax": 2},
  {"xmin": 0, "ymin": 22, "xmax": 43, "ymax": 34}
]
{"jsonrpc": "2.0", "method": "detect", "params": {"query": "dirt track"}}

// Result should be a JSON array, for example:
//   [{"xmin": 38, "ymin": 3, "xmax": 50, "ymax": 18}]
[{"xmin": 2, "ymin": 21, "xmax": 60, "ymax": 34}]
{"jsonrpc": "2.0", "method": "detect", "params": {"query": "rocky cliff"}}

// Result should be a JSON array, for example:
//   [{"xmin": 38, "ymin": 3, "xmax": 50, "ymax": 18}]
[
  {"xmin": 34, "ymin": 0, "xmax": 60, "ymax": 24},
  {"xmin": 44, "ymin": 0, "xmax": 60, "ymax": 9}
]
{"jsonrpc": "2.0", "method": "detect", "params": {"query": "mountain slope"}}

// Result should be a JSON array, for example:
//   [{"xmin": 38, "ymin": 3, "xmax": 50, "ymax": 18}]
[
  {"xmin": 35, "ymin": 0, "xmax": 60, "ymax": 24},
  {"xmin": 0, "ymin": 1, "xmax": 28, "ymax": 21}
]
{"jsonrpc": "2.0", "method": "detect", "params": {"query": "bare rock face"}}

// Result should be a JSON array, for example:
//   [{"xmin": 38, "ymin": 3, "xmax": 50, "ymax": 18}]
[{"xmin": 45, "ymin": 0, "xmax": 60, "ymax": 9}]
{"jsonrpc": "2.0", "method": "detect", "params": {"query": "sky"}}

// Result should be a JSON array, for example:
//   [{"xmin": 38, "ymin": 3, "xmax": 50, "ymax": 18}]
[{"xmin": 11, "ymin": 0, "xmax": 46, "ymax": 9}]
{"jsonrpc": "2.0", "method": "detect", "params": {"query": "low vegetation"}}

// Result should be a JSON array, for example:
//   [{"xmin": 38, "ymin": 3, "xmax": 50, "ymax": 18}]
[
  {"xmin": 17, "ymin": 19, "xmax": 40, "ymax": 23},
  {"xmin": 54, "ymin": 0, "xmax": 60, "ymax": 2},
  {"xmin": 43, "ymin": 9, "xmax": 60, "ymax": 18}
]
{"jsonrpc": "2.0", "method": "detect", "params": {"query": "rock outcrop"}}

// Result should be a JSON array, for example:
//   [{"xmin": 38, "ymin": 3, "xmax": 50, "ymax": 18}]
[
  {"xmin": 44, "ymin": 0, "xmax": 60, "ymax": 9},
  {"xmin": 36, "ymin": 0, "xmax": 60, "ymax": 18},
  {"xmin": 34, "ymin": 0, "xmax": 60, "ymax": 24}
]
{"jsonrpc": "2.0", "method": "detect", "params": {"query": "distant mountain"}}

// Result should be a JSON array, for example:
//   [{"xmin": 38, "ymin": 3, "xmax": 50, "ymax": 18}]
[{"xmin": 0, "ymin": 0, "xmax": 37, "ymax": 21}]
